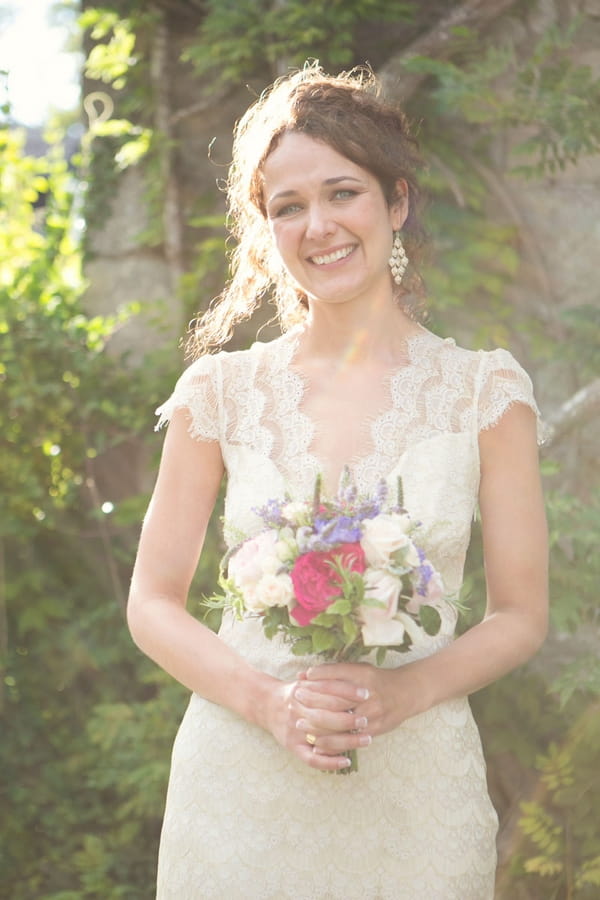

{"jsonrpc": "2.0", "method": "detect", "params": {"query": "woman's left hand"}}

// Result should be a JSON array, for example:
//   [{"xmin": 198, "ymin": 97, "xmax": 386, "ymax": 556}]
[{"xmin": 296, "ymin": 661, "xmax": 422, "ymax": 749}]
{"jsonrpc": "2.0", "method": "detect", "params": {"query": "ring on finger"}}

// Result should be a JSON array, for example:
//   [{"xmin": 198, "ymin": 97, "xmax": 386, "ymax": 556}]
[{"xmin": 306, "ymin": 733, "xmax": 317, "ymax": 747}]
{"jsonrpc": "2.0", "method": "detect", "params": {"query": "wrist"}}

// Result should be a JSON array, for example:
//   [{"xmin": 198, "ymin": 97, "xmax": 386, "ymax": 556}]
[
  {"xmin": 235, "ymin": 666, "xmax": 280, "ymax": 730},
  {"xmin": 388, "ymin": 659, "xmax": 436, "ymax": 723}
]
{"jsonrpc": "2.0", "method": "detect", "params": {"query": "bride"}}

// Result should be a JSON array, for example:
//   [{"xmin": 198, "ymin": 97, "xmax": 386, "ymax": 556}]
[{"xmin": 127, "ymin": 64, "xmax": 548, "ymax": 899}]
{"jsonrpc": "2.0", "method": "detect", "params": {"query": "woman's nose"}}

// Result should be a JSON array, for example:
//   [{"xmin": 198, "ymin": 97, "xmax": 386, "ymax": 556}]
[{"xmin": 305, "ymin": 203, "xmax": 335, "ymax": 240}]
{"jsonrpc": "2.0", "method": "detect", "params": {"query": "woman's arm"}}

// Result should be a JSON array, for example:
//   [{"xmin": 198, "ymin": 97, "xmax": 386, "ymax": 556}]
[
  {"xmin": 127, "ymin": 409, "xmax": 365, "ymax": 770},
  {"xmin": 299, "ymin": 403, "xmax": 548, "ymax": 749}
]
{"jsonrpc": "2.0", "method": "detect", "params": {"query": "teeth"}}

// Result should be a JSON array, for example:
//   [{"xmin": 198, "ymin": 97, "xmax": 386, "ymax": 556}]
[{"xmin": 311, "ymin": 246, "xmax": 353, "ymax": 266}]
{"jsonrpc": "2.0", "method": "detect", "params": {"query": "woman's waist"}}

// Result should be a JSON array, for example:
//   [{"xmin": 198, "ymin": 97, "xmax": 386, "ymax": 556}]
[{"xmin": 217, "ymin": 608, "xmax": 455, "ymax": 680}]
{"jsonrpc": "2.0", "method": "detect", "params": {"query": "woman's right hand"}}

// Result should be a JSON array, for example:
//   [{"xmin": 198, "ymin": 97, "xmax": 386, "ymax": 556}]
[{"xmin": 260, "ymin": 676, "xmax": 372, "ymax": 771}]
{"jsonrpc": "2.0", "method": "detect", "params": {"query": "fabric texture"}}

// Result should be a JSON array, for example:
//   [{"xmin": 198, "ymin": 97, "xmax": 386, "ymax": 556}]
[{"xmin": 154, "ymin": 328, "xmax": 541, "ymax": 899}]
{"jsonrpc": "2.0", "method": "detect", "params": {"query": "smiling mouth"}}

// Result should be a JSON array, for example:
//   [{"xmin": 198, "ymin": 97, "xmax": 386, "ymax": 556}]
[{"xmin": 310, "ymin": 245, "xmax": 354, "ymax": 266}]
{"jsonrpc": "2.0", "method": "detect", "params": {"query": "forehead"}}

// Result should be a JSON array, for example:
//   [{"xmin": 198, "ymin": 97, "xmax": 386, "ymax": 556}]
[{"xmin": 262, "ymin": 131, "xmax": 372, "ymax": 195}]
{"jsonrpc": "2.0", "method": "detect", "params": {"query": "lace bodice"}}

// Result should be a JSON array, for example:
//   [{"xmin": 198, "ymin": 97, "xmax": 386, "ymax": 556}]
[{"xmin": 156, "ymin": 327, "xmax": 540, "ymax": 607}]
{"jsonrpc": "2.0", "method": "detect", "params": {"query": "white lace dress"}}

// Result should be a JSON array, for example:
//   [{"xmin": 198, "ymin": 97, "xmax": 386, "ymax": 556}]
[{"xmin": 154, "ymin": 328, "xmax": 540, "ymax": 900}]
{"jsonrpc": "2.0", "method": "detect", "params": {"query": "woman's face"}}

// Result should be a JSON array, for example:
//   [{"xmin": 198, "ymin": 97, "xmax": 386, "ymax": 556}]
[{"xmin": 261, "ymin": 131, "xmax": 407, "ymax": 311}]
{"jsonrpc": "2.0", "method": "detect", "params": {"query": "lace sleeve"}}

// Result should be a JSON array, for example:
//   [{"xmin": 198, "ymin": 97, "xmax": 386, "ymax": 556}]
[
  {"xmin": 477, "ymin": 348, "xmax": 544, "ymax": 444},
  {"xmin": 155, "ymin": 354, "xmax": 220, "ymax": 441}
]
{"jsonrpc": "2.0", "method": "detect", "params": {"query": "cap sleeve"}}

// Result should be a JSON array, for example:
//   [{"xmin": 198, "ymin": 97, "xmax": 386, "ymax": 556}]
[
  {"xmin": 477, "ymin": 348, "xmax": 544, "ymax": 444},
  {"xmin": 155, "ymin": 354, "xmax": 220, "ymax": 442}
]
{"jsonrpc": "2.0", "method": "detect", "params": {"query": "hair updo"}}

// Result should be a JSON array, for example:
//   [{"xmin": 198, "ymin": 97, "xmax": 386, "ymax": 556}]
[{"xmin": 188, "ymin": 62, "xmax": 425, "ymax": 357}]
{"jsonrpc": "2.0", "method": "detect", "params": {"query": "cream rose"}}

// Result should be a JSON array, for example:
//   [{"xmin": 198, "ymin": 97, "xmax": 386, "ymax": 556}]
[
  {"xmin": 281, "ymin": 501, "xmax": 311, "ymax": 525},
  {"xmin": 252, "ymin": 573, "xmax": 295, "ymax": 611},
  {"xmin": 360, "ymin": 513, "xmax": 413, "ymax": 568},
  {"xmin": 275, "ymin": 526, "xmax": 298, "ymax": 564},
  {"xmin": 361, "ymin": 569, "xmax": 401, "ymax": 617},
  {"xmin": 361, "ymin": 609, "xmax": 427, "ymax": 648},
  {"xmin": 359, "ymin": 569, "xmax": 401, "ymax": 645}
]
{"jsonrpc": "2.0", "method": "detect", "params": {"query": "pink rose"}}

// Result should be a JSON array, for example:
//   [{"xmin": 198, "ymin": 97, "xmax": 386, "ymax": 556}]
[
  {"xmin": 290, "ymin": 542, "xmax": 366, "ymax": 626},
  {"xmin": 228, "ymin": 530, "xmax": 279, "ymax": 588}
]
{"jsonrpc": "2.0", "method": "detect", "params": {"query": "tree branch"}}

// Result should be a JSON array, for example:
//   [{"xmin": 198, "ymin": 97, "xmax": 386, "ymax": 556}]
[
  {"xmin": 151, "ymin": 6, "xmax": 185, "ymax": 286},
  {"xmin": 170, "ymin": 87, "xmax": 235, "ymax": 127},
  {"xmin": 542, "ymin": 378, "xmax": 600, "ymax": 451},
  {"xmin": 380, "ymin": 0, "xmax": 520, "ymax": 103}
]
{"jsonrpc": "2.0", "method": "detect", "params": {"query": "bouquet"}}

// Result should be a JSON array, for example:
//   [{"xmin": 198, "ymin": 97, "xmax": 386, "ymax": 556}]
[{"xmin": 207, "ymin": 471, "xmax": 448, "ymax": 771}]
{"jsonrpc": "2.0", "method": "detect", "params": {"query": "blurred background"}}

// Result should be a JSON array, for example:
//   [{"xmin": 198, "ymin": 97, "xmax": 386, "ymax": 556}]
[{"xmin": 1, "ymin": 1, "xmax": 599, "ymax": 897}]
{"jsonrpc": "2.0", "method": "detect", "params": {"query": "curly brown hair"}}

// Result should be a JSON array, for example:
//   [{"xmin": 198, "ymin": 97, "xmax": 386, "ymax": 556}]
[{"xmin": 187, "ymin": 62, "xmax": 426, "ymax": 357}]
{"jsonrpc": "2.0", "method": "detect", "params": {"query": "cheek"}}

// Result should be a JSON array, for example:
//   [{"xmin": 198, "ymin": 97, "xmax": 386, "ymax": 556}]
[{"xmin": 271, "ymin": 223, "xmax": 299, "ymax": 262}]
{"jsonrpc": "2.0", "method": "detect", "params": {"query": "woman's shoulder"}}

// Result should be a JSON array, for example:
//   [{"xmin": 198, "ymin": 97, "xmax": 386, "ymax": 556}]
[
  {"xmin": 416, "ymin": 330, "xmax": 543, "ymax": 439},
  {"xmin": 205, "ymin": 329, "xmax": 298, "ymax": 375},
  {"xmin": 418, "ymin": 329, "xmax": 530, "ymax": 378}
]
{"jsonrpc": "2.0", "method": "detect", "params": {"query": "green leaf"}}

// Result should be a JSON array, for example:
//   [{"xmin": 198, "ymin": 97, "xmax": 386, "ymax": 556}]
[
  {"xmin": 325, "ymin": 597, "xmax": 352, "ymax": 616},
  {"xmin": 418, "ymin": 605, "xmax": 441, "ymax": 635},
  {"xmin": 291, "ymin": 638, "xmax": 314, "ymax": 656},
  {"xmin": 311, "ymin": 627, "xmax": 336, "ymax": 653}
]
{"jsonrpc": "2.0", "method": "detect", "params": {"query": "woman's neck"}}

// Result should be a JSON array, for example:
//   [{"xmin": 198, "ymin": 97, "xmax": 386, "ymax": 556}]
[{"xmin": 298, "ymin": 301, "xmax": 423, "ymax": 367}]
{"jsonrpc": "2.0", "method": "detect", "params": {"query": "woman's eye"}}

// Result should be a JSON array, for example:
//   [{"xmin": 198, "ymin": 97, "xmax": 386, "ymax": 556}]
[
  {"xmin": 273, "ymin": 203, "xmax": 302, "ymax": 218},
  {"xmin": 333, "ymin": 189, "xmax": 357, "ymax": 200}
]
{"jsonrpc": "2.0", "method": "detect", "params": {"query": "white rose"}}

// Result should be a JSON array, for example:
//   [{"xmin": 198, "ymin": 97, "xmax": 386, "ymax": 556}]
[
  {"xmin": 397, "ymin": 538, "xmax": 421, "ymax": 570},
  {"xmin": 260, "ymin": 554, "xmax": 281, "ymax": 576},
  {"xmin": 361, "ymin": 609, "xmax": 426, "ymax": 648},
  {"xmin": 254, "ymin": 573, "xmax": 295, "ymax": 609},
  {"xmin": 362, "ymin": 569, "xmax": 401, "ymax": 618},
  {"xmin": 275, "ymin": 527, "xmax": 298, "ymax": 564},
  {"xmin": 360, "ymin": 616, "xmax": 408, "ymax": 647},
  {"xmin": 281, "ymin": 501, "xmax": 311, "ymax": 526},
  {"xmin": 360, "ymin": 513, "xmax": 412, "ymax": 567}
]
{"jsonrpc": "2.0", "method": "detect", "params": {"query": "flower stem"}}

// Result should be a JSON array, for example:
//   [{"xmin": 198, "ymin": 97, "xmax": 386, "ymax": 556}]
[{"xmin": 336, "ymin": 748, "xmax": 358, "ymax": 775}]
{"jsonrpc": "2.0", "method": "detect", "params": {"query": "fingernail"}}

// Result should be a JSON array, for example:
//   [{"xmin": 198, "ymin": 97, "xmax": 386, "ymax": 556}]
[
  {"xmin": 357, "ymin": 688, "xmax": 369, "ymax": 700},
  {"xmin": 338, "ymin": 757, "xmax": 351, "ymax": 768},
  {"xmin": 355, "ymin": 716, "xmax": 368, "ymax": 729},
  {"xmin": 296, "ymin": 719, "xmax": 308, "ymax": 731},
  {"xmin": 295, "ymin": 689, "xmax": 310, "ymax": 702},
  {"xmin": 358, "ymin": 734, "xmax": 372, "ymax": 747}
]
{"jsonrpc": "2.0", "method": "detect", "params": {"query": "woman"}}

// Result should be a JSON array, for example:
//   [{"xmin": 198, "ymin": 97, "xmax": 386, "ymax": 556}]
[{"xmin": 128, "ymin": 64, "xmax": 548, "ymax": 899}]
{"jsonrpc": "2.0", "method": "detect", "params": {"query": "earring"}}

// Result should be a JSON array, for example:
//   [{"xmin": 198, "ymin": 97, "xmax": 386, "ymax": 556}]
[{"xmin": 389, "ymin": 231, "xmax": 408, "ymax": 286}]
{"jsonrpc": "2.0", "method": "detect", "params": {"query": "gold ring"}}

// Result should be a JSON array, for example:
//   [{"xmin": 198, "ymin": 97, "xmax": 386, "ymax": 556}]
[{"xmin": 306, "ymin": 733, "xmax": 317, "ymax": 746}]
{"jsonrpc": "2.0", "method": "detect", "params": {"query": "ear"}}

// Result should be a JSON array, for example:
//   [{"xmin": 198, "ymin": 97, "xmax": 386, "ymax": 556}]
[{"xmin": 390, "ymin": 178, "xmax": 409, "ymax": 231}]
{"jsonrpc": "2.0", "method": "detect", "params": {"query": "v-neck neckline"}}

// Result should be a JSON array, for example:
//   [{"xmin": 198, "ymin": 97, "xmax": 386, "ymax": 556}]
[{"xmin": 271, "ymin": 326, "xmax": 448, "ymax": 496}]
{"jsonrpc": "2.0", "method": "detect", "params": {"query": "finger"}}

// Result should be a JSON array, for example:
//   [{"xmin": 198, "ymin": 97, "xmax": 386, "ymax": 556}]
[
  {"xmin": 305, "ymin": 663, "xmax": 369, "ymax": 701},
  {"xmin": 294, "ymin": 685, "xmax": 360, "ymax": 713},
  {"xmin": 296, "ymin": 711, "xmax": 368, "ymax": 736},
  {"xmin": 296, "ymin": 678, "xmax": 370, "ymax": 705},
  {"xmin": 313, "ymin": 731, "xmax": 372, "ymax": 755},
  {"xmin": 300, "ymin": 744, "xmax": 354, "ymax": 772}
]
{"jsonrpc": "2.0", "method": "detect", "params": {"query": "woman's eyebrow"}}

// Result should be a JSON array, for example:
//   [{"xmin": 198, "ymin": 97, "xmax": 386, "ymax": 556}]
[{"xmin": 269, "ymin": 176, "xmax": 364, "ymax": 204}]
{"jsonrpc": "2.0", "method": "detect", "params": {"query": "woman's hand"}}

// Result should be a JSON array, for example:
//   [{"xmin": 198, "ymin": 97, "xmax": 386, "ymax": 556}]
[
  {"xmin": 299, "ymin": 661, "xmax": 422, "ymax": 747},
  {"xmin": 260, "ymin": 674, "xmax": 373, "ymax": 771}
]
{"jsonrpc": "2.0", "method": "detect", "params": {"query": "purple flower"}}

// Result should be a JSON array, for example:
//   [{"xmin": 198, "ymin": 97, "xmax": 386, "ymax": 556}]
[
  {"xmin": 254, "ymin": 498, "xmax": 287, "ymax": 527},
  {"xmin": 416, "ymin": 559, "xmax": 434, "ymax": 597},
  {"xmin": 315, "ymin": 515, "xmax": 363, "ymax": 545}
]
